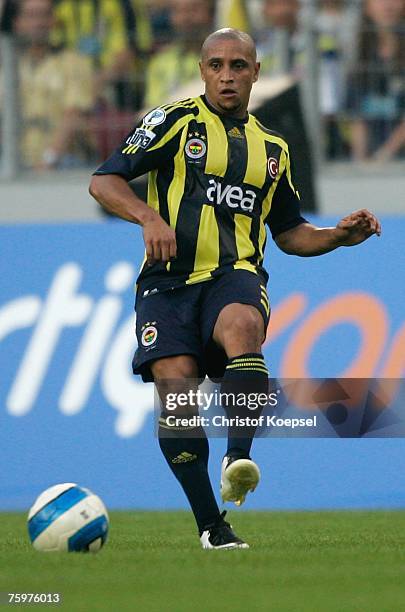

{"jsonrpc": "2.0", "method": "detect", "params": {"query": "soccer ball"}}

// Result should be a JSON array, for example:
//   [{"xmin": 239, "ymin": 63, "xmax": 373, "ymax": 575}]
[{"xmin": 27, "ymin": 483, "xmax": 109, "ymax": 552}]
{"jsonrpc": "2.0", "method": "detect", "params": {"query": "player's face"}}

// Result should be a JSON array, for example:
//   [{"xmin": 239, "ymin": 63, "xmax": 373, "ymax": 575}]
[{"xmin": 200, "ymin": 39, "xmax": 260, "ymax": 119}]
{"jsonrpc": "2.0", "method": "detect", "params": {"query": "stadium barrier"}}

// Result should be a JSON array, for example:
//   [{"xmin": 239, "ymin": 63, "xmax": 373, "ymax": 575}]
[{"xmin": 1, "ymin": 218, "xmax": 404, "ymax": 510}]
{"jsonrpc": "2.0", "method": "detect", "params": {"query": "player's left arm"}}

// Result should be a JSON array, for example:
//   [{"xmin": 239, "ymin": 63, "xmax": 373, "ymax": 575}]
[
  {"xmin": 275, "ymin": 209, "xmax": 381, "ymax": 257},
  {"xmin": 266, "ymin": 148, "xmax": 381, "ymax": 257}
]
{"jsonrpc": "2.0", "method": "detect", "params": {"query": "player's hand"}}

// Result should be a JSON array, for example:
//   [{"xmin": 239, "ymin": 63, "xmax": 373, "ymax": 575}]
[
  {"xmin": 142, "ymin": 212, "xmax": 177, "ymax": 265},
  {"xmin": 334, "ymin": 209, "xmax": 381, "ymax": 247}
]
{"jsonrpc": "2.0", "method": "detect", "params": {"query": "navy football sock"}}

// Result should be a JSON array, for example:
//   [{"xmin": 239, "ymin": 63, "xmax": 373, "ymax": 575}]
[
  {"xmin": 158, "ymin": 415, "xmax": 220, "ymax": 534},
  {"xmin": 220, "ymin": 353, "xmax": 269, "ymax": 458}
]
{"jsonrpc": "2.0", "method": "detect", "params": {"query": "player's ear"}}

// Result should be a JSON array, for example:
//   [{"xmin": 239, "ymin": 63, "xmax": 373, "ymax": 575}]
[
  {"xmin": 253, "ymin": 62, "xmax": 260, "ymax": 83},
  {"xmin": 199, "ymin": 61, "xmax": 205, "ymax": 82}
]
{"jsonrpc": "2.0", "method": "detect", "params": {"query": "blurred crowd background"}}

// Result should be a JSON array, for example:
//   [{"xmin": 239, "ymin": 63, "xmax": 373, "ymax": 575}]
[{"xmin": 0, "ymin": 0, "xmax": 404, "ymax": 176}]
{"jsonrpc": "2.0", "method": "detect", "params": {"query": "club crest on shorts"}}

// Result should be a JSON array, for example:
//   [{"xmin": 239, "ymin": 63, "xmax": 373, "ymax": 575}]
[
  {"xmin": 267, "ymin": 157, "xmax": 279, "ymax": 179},
  {"xmin": 143, "ymin": 108, "xmax": 166, "ymax": 126},
  {"xmin": 185, "ymin": 138, "xmax": 207, "ymax": 159},
  {"xmin": 141, "ymin": 322, "xmax": 158, "ymax": 347}
]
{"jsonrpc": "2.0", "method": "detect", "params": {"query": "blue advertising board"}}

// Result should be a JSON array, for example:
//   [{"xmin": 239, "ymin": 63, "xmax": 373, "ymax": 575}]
[{"xmin": 1, "ymin": 218, "xmax": 404, "ymax": 510}]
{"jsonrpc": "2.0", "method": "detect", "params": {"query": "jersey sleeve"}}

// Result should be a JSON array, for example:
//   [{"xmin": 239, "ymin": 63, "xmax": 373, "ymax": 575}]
[
  {"xmin": 93, "ymin": 106, "xmax": 191, "ymax": 181},
  {"xmin": 266, "ymin": 150, "xmax": 307, "ymax": 239}
]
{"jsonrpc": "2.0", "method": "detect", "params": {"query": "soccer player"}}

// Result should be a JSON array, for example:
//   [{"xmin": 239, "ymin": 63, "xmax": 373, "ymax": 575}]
[{"xmin": 89, "ymin": 29, "xmax": 381, "ymax": 549}]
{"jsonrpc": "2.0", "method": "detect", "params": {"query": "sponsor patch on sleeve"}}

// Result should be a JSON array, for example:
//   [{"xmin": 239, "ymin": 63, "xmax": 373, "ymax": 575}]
[
  {"xmin": 143, "ymin": 108, "xmax": 166, "ymax": 126},
  {"xmin": 123, "ymin": 128, "xmax": 156, "ymax": 151}
]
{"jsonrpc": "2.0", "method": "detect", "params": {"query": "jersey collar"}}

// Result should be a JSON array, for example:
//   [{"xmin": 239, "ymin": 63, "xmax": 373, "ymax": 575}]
[{"xmin": 200, "ymin": 95, "xmax": 249, "ymax": 125}]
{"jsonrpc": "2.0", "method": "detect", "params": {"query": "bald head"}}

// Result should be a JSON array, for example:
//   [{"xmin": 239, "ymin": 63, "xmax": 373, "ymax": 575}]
[
  {"xmin": 199, "ymin": 28, "xmax": 260, "ymax": 119},
  {"xmin": 201, "ymin": 28, "xmax": 257, "ymax": 62}
]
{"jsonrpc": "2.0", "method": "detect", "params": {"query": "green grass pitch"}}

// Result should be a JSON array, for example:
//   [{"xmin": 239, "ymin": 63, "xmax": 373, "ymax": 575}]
[{"xmin": 1, "ymin": 511, "xmax": 405, "ymax": 612}]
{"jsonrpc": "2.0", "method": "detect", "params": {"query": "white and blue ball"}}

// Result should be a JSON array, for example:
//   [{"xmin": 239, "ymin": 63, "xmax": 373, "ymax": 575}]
[{"xmin": 27, "ymin": 483, "xmax": 109, "ymax": 552}]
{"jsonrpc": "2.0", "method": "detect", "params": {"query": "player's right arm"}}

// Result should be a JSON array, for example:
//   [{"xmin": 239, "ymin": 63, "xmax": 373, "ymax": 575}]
[
  {"xmin": 89, "ymin": 105, "xmax": 193, "ymax": 262},
  {"xmin": 89, "ymin": 174, "xmax": 176, "ymax": 264}
]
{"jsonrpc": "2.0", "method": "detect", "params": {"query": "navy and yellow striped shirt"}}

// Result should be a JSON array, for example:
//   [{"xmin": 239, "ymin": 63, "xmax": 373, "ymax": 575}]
[{"xmin": 94, "ymin": 95, "xmax": 306, "ymax": 290}]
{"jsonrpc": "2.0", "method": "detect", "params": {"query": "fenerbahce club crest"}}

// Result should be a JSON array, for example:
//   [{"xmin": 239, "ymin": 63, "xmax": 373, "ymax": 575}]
[
  {"xmin": 141, "ymin": 322, "xmax": 158, "ymax": 348},
  {"xmin": 185, "ymin": 137, "xmax": 207, "ymax": 160}
]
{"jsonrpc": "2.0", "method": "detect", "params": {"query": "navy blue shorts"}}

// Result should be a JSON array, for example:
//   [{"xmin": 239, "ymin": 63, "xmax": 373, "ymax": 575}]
[{"xmin": 132, "ymin": 269, "xmax": 270, "ymax": 382}]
